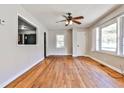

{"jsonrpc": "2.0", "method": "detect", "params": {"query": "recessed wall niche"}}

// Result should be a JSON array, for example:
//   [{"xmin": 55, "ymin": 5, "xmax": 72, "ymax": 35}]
[{"xmin": 18, "ymin": 16, "xmax": 37, "ymax": 45}]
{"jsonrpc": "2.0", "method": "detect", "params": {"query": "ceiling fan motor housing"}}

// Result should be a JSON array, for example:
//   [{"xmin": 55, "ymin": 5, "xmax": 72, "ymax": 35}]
[{"xmin": 66, "ymin": 13, "xmax": 72, "ymax": 20}]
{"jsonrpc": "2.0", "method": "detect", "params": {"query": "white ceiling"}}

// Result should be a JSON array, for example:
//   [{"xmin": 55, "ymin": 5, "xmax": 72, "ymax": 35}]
[{"xmin": 22, "ymin": 4, "xmax": 120, "ymax": 30}]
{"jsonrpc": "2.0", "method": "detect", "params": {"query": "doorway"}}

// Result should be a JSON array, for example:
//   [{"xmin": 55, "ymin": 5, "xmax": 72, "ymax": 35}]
[{"xmin": 76, "ymin": 31, "xmax": 86, "ymax": 56}]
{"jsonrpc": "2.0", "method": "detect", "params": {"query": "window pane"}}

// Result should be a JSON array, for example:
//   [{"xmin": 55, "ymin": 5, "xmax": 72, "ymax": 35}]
[
  {"xmin": 57, "ymin": 35, "xmax": 64, "ymax": 42},
  {"xmin": 57, "ymin": 42, "xmax": 64, "ymax": 48},
  {"xmin": 101, "ymin": 23, "xmax": 117, "ymax": 52}
]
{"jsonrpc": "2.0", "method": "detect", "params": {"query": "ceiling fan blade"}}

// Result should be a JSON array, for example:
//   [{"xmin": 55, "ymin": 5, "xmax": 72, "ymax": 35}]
[
  {"xmin": 56, "ymin": 20, "xmax": 66, "ymax": 23},
  {"xmin": 72, "ymin": 16, "xmax": 84, "ymax": 20},
  {"xmin": 72, "ymin": 20, "xmax": 81, "ymax": 24},
  {"xmin": 62, "ymin": 15, "xmax": 68, "ymax": 19}
]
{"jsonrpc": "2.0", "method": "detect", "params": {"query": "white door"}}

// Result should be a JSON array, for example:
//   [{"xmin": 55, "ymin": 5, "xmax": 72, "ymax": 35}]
[{"xmin": 76, "ymin": 31, "xmax": 86, "ymax": 56}]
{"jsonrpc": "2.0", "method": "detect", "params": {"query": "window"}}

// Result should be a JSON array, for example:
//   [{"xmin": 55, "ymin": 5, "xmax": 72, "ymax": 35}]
[
  {"xmin": 101, "ymin": 23, "xmax": 117, "ymax": 52},
  {"xmin": 95, "ymin": 19, "xmax": 118, "ymax": 54},
  {"xmin": 94, "ymin": 15, "xmax": 124, "ymax": 57},
  {"xmin": 56, "ymin": 35, "xmax": 64, "ymax": 48}
]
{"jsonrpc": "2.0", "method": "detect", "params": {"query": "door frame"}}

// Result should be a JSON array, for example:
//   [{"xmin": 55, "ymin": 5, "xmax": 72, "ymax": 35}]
[{"xmin": 44, "ymin": 32, "xmax": 47, "ymax": 58}]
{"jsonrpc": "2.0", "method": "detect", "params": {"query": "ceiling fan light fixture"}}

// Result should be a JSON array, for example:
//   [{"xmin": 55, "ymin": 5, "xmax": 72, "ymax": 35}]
[
  {"xmin": 65, "ymin": 20, "xmax": 68, "ymax": 25},
  {"xmin": 21, "ymin": 25, "xmax": 26, "ymax": 29},
  {"xmin": 69, "ymin": 20, "xmax": 73, "ymax": 25}
]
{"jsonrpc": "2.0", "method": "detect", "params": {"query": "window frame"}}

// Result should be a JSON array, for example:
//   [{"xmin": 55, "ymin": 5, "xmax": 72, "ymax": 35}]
[
  {"xmin": 93, "ymin": 14, "xmax": 124, "ymax": 58},
  {"xmin": 118, "ymin": 15, "xmax": 124, "ymax": 56},
  {"xmin": 95, "ymin": 19, "xmax": 118, "ymax": 55}
]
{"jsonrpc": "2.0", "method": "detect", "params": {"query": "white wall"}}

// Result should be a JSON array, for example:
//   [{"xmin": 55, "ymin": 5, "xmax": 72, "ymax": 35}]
[
  {"xmin": 48, "ymin": 28, "xmax": 87, "ymax": 56},
  {"xmin": 0, "ymin": 5, "xmax": 48, "ymax": 87},
  {"xmin": 87, "ymin": 5, "xmax": 124, "ymax": 73},
  {"xmin": 48, "ymin": 29, "xmax": 72, "ymax": 55}
]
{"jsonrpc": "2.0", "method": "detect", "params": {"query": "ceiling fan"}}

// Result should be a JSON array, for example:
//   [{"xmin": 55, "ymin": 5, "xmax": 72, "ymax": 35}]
[{"xmin": 56, "ymin": 13, "xmax": 84, "ymax": 26}]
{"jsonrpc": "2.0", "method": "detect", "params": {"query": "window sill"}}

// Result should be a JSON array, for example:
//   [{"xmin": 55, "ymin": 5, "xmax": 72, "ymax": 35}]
[
  {"xmin": 94, "ymin": 50, "xmax": 124, "ymax": 58},
  {"xmin": 17, "ymin": 44, "xmax": 38, "ymax": 47},
  {"xmin": 56, "ymin": 47, "xmax": 65, "ymax": 49}
]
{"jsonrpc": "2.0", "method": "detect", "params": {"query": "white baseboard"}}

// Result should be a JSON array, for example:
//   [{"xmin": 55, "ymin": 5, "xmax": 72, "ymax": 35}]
[
  {"xmin": 0, "ymin": 57, "xmax": 44, "ymax": 88},
  {"xmin": 1, "ymin": 55, "xmax": 122, "ymax": 88},
  {"xmin": 86, "ymin": 55, "xmax": 122, "ymax": 74},
  {"xmin": 47, "ymin": 54, "xmax": 72, "ymax": 56}
]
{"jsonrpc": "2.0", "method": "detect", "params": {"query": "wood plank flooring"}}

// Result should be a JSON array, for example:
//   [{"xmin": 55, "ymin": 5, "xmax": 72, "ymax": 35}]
[{"xmin": 6, "ymin": 55, "xmax": 124, "ymax": 88}]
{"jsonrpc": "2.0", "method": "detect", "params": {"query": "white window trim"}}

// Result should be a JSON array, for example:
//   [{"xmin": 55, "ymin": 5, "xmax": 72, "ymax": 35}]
[
  {"xmin": 118, "ymin": 15, "xmax": 124, "ymax": 56},
  {"xmin": 95, "ymin": 19, "xmax": 118, "ymax": 55}
]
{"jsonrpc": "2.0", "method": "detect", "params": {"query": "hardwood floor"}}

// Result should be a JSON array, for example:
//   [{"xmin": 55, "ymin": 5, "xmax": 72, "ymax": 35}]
[{"xmin": 6, "ymin": 55, "xmax": 124, "ymax": 88}]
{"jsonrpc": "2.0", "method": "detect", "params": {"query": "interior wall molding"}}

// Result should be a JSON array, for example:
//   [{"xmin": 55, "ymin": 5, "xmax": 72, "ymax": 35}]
[{"xmin": 0, "ymin": 57, "xmax": 44, "ymax": 88}]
